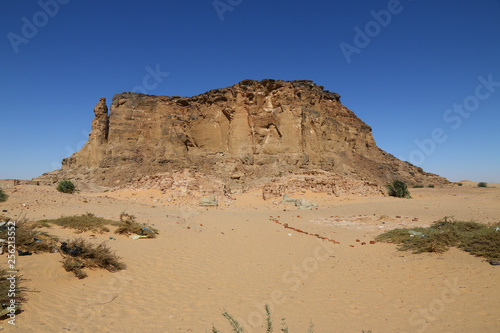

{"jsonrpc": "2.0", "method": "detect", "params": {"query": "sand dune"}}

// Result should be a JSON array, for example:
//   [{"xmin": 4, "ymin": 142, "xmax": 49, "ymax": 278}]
[{"xmin": 1, "ymin": 184, "xmax": 499, "ymax": 332}]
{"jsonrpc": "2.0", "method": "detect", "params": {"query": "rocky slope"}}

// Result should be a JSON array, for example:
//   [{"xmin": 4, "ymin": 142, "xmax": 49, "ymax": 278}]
[{"xmin": 37, "ymin": 79, "xmax": 448, "ymax": 190}]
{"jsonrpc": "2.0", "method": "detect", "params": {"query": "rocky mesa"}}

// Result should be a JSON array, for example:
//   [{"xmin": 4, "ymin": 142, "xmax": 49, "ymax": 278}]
[{"xmin": 37, "ymin": 79, "xmax": 448, "ymax": 192}]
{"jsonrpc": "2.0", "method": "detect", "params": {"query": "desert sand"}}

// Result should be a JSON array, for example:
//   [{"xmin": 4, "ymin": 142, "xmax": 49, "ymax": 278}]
[{"xmin": 0, "ymin": 182, "xmax": 499, "ymax": 332}]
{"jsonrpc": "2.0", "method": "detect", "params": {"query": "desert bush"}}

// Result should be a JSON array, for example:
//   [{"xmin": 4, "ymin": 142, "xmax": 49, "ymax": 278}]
[
  {"xmin": 60, "ymin": 238, "xmax": 126, "ymax": 278},
  {"xmin": 35, "ymin": 213, "xmax": 158, "ymax": 237},
  {"xmin": 376, "ymin": 217, "xmax": 500, "ymax": 261},
  {"xmin": 478, "ymin": 182, "xmax": 487, "ymax": 188},
  {"xmin": 386, "ymin": 180, "xmax": 411, "ymax": 198},
  {"xmin": 35, "ymin": 213, "xmax": 119, "ymax": 234},
  {"xmin": 0, "ymin": 219, "xmax": 58, "ymax": 253},
  {"xmin": 0, "ymin": 269, "xmax": 25, "ymax": 317},
  {"xmin": 1, "ymin": 216, "xmax": 125, "ymax": 279},
  {"xmin": 56, "ymin": 179, "xmax": 76, "ymax": 194},
  {"xmin": 115, "ymin": 219, "xmax": 158, "ymax": 238},
  {"xmin": 0, "ymin": 188, "xmax": 8, "ymax": 202},
  {"xmin": 427, "ymin": 184, "xmax": 435, "ymax": 188},
  {"xmin": 457, "ymin": 183, "xmax": 463, "ymax": 186},
  {"xmin": 62, "ymin": 257, "xmax": 87, "ymax": 279},
  {"xmin": 412, "ymin": 185, "xmax": 424, "ymax": 188},
  {"xmin": 116, "ymin": 211, "xmax": 158, "ymax": 237}
]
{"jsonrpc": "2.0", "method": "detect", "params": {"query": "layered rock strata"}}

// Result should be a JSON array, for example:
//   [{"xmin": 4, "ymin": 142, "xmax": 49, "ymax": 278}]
[{"xmin": 37, "ymin": 79, "xmax": 448, "ymax": 191}]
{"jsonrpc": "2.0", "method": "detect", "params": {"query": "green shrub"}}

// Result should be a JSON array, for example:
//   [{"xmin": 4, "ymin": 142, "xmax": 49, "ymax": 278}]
[
  {"xmin": 427, "ymin": 184, "xmax": 435, "ymax": 188},
  {"xmin": 478, "ymin": 182, "xmax": 487, "ymax": 188},
  {"xmin": 56, "ymin": 179, "xmax": 76, "ymax": 194},
  {"xmin": 412, "ymin": 185, "xmax": 424, "ymax": 188},
  {"xmin": 457, "ymin": 183, "xmax": 463, "ymax": 186},
  {"xmin": 0, "ymin": 188, "xmax": 8, "ymax": 202},
  {"xmin": 386, "ymin": 180, "xmax": 411, "ymax": 198},
  {"xmin": 376, "ymin": 217, "xmax": 500, "ymax": 261}
]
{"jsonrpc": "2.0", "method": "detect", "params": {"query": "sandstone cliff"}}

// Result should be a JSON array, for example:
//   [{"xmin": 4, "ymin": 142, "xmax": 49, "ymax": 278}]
[{"xmin": 38, "ymin": 79, "xmax": 448, "ymax": 190}]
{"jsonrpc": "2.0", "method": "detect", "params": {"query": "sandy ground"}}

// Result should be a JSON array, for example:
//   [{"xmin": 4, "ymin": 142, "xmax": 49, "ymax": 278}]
[{"xmin": 0, "ymin": 181, "xmax": 499, "ymax": 332}]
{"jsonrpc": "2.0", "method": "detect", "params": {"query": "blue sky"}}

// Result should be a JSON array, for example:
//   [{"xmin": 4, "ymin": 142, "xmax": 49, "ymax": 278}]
[{"xmin": 1, "ymin": 0, "xmax": 499, "ymax": 182}]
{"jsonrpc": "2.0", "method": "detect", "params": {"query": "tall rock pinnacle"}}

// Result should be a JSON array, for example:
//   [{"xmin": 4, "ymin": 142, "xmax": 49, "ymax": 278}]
[{"xmin": 90, "ymin": 97, "xmax": 109, "ymax": 145}]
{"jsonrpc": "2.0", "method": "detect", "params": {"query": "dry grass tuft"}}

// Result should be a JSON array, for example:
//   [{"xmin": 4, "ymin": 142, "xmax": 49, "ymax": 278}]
[
  {"xmin": 35, "ymin": 213, "xmax": 158, "ymax": 238},
  {"xmin": 60, "ymin": 238, "xmax": 126, "ymax": 278},
  {"xmin": 35, "ymin": 213, "xmax": 119, "ymax": 234},
  {"xmin": 0, "ymin": 269, "xmax": 24, "ymax": 310}
]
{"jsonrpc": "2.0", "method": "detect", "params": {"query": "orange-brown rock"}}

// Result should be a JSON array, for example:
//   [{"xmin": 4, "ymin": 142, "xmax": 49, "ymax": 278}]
[{"xmin": 38, "ymin": 79, "xmax": 448, "ymax": 189}]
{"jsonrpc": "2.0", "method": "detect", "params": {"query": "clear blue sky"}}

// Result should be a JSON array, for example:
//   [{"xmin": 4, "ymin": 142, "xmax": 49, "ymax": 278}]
[{"xmin": 1, "ymin": 0, "xmax": 499, "ymax": 182}]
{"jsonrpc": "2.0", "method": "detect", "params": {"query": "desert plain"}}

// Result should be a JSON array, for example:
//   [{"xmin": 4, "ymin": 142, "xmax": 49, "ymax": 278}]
[{"xmin": 0, "ymin": 180, "xmax": 498, "ymax": 333}]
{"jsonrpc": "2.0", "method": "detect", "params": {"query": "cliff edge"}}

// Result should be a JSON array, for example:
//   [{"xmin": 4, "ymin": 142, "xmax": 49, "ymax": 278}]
[{"xmin": 37, "ymin": 79, "xmax": 448, "ymax": 190}]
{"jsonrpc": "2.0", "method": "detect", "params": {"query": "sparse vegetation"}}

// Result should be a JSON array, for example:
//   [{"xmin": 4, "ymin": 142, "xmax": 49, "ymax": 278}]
[
  {"xmin": 115, "ymin": 212, "xmax": 158, "ymax": 238},
  {"xmin": 478, "ymin": 182, "xmax": 488, "ymax": 188},
  {"xmin": 221, "ymin": 310, "xmax": 244, "ymax": 333},
  {"xmin": 427, "ymin": 184, "xmax": 435, "ymax": 188},
  {"xmin": 115, "ymin": 220, "xmax": 158, "ymax": 238},
  {"xmin": 412, "ymin": 184, "xmax": 424, "ymax": 188},
  {"xmin": 0, "ymin": 269, "xmax": 24, "ymax": 317},
  {"xmin": 60, "ymin": 238, "xmax": 126, "ymax": 278},
  {"xmin": 56, "ymin": 179, "xmax": 76, "ymax": 194},
  {"xmin": 281, "ymin": 318, "xmax": 289, "ymax": 333},
  {"xmin": 457, "ymin": 183, "xmax": 463, "ymax": 186},
  {"xmin": 213, "ymin": 305, "xmax": 317, "ymax": 332},
  {"xmin": 307, "ymin": 321, "xmax": 314, "ymax": 333},
  {"xmin": 0, "ymin": 215, "xmax": 127, "ymax": 280},
  {"xmin": 35, "ymin": 213, "xmax": 158, "ymax": 237},
  {"xmin": 265, "ymin": 304, "xmax": 272, "ymax": 333},
  {"xmin": 376, "ymin": 217, "xmax": 500, "ymax": 262},
  {"xmin": 386, "ymin": 180, "xmax": 411, "ymax": 198},
  {"xmin": 0, "ymin": 218, "xmax": 58, "ymax": 253},
  {"xmin": 120, "ymin": 212, "xmax": 136, "ymax": 223},
  {"xmin": 62, "ymin": 256, "xmax": 88, "ymax": 279},
  {"xmin": 0, "ymin": 188, "xmax": 8, "ymax": 202},
  {"xmin": 35, "ymin": 213, "xmax": 118, "ymax": 234}
]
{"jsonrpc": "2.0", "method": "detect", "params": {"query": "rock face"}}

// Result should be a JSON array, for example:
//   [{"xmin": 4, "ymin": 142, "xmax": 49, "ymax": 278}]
[
  {"xmin": 92, "ymin": 97, "xmax": 109, "ymax": 145},
  {"xmin": 40, "ymin": 79, "xmax": 448, "ymax": 189},
  {"xmin": 262, "ymin": 170, "xmax": 386, "ymax": 200}
]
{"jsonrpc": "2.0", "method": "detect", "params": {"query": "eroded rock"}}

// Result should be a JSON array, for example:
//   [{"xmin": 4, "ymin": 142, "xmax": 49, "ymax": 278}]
[{"xmin": 37, "ymin": 79, "xmax": 449, "ymax": 190}]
